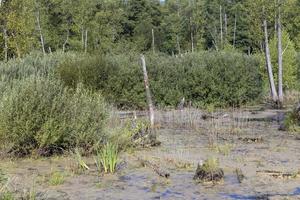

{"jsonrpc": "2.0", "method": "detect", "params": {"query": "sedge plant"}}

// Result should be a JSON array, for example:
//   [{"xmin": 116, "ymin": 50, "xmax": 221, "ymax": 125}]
[{"xmin": 94, "ymin": 143, "xmax": 118, "ymax": 174}]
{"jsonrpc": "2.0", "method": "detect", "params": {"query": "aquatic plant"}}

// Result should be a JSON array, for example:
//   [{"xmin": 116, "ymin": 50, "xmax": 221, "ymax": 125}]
[{"xmin": 95, "ymin": 143, "xmax": 118, "ymax": 174}]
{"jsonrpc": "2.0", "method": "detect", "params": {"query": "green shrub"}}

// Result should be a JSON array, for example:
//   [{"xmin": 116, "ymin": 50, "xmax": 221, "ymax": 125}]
[
  {"xmin": 56, "ymin": 51, "xmax": 263, "ymax": 109},
  {"xmin": 57, "ymin": 53, "xmax": 146, "ymax": 109},
  {"xmin": 0, "ymin": 77, "xmax": 108, "ymax": 156},
  {"xmin": 284, "ymin": 105, "xmax": 300, "ymax": 133}
]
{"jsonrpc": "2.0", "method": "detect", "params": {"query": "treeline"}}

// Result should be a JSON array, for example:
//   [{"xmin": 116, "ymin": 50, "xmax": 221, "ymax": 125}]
[{"xmin": 0, "ymin": 0, "xmax": 300, "ymax": 60}]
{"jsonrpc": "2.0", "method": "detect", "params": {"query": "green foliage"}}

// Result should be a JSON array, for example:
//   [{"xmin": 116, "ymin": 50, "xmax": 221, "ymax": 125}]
[
  {"xmin": 201, "ymin": 158, "xmax": 220, "ymax": 173},
  {"xmin": 1, "ymin": 0, "xmax": 300, "ymax": 59},
  {"xmin": 0, "ymin": 192, "xmax": 14, "ymax": 200},
  {"xmin": 0, "ymin": 77, "xmax": 108, "ymax": 156},
  {"xmin": 269, "ymin": 30, "xmax": 298, "ymax": 90},
  {"xmin": 95, "ymin": 143, "xmax": 118, "ymax": 174},
  {"xmin": 57, "ymin": 51, "xmax": 262, "ymax": 108},
  {"xmin": 109, "ymin": 119, "xmax": 150, "ymax": 151},
  {"xmin": 284, "ymin": 107, "xmax": 300, "ymax": 133}
]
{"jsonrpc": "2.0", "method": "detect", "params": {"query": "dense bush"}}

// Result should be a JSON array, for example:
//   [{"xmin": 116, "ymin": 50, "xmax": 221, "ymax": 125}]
[
  {"xmin": 57, "ymin": 51, "xmax": 263, "ymax": 108},
  {"xmin": 57, "ymin": 53, "xmax": 147, "ymax": 109},
  {"xmin": 0, "ymin": 77, "xmax": 108, "ymax": 156}
]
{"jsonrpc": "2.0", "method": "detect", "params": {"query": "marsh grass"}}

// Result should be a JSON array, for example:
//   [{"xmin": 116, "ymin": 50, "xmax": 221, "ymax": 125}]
[
  {"xmin": 212, "ymin": 143, "xmax": 233, "ymax": 156},
  {"xmin": 48, "ymin": 171, "xmax": 65, "ymax": 186},
  {"xmin": 73, "ymin": 149, "xmax": 90, "ymax": 171},
  {"xmin": 95, "ymin": 143, "xmax": 118, "ymax": 174},
  {"xmin": 284, "ymin": 106, "xmax": 300, "ymax": 133},
  {"xmin": 200, "ymin": 158, "xmax": 220, "ymax": 174}
]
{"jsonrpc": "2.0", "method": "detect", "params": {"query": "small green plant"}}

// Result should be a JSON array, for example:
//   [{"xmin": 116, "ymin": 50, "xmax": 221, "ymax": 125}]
[
  {"xmin": 48, "ymin": 171, "xmax": 65, "ymax": 186},
  {"xmin": 95, "ymin": 143, "xmax": 118, "ymax": 174},
  {"xmin": 201, "ymin": 158, "xmax": 220, "ymax": 173},
  {"xmin": 73, "ymin": 148, "xmax": 90, "ymax": 171},
  {"xmin": 0, "ymin": 191, "xmax": 14, "ymax": 200},
  {"xmin": 213, "ymin": 143, "xmax": 233, "ymax": 156},
  {"xmin": 0, "ymin": 169, "xmax": 7, "ymax": 186}
]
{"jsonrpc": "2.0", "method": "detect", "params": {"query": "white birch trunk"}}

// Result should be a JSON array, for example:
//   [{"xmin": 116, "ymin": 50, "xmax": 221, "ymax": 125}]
[
  {"xmin": 36, "ymin": 10, "xmax": 46, "ymax": 56},
  {"xmin": 190, "ymin": 17, "xmax": 194, "ymax": 53},
  {"xmin": 233, "ymin": 14, "xmax": 237, "ymax": 47},
  {"xmin": 84, "ymin": 29, "xmax": 88, "ymax": 53},
  {"xmin": 277, "ymin": 1, "xmax": 283, "ymax": 106},
  {"xmin": 152, "ymin": 28, "xmax": 155, "ymax": 54},
  {"xmin": 220, "ymin": 5, "xmax": 223, "ymax": 46},
  {"xmin": 263, "ymin": 18, "xmax": 278, "ymax": 103}
]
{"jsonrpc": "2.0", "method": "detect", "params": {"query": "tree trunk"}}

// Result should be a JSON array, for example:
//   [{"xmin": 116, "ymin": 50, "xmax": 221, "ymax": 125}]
[
  {"xmin": 81, "ymin": 27, "xmax": 84, "ymax": 50},
  {"xmin": 176, "ymin": 35, "xmax": 181, "ymax": 55},
  {"xmin": 11, "ymin": 32, "xmax": 21, "ymax": 59},
  {"xmin": 277, "ymin": 1, "xmax": 283, "ymax": 107},
  {"xmin": 233, "ymin": 14, "xmax": 237, "ymax": 47},
  {"xmin": 36, "ymin": 10, "xmax": 46, "ymax": 56},
  {"xmin": 3, "ymin": 27, "xmax": 8, "ymax": 62},
  {"xmin": 140, "ymin": 55, "xmax": 154, "ymax": 129},
  {"xmin": 220, "ymin": 5, "xmax": 223, "ymax": 47},
  {"xmin": 263, "ymin": 18, "xmax": 278, "ymax": 103},
  {"xmin": 84, "ymin": 29, "xmax": 88, "ymax": 53},
  {"xmin": 190, "ymin": 17, "xmax": 194, "ymax": 53},
  {"xmin": 151, "ymin": 28, "xmax": 155, "ymax": 54},
  {"xmin": 224, "ymin": 13, "xmax": 227, "ymax": 39},
  {"xmin": 63, "ymin": 29, "xmax": 69, "ymax": 52}
]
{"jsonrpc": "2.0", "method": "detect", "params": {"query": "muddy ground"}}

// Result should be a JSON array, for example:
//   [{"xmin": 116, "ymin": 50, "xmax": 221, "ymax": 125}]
[{"xmin": 1, "ymin": 109, "xmax": 300, "ymax": 200}]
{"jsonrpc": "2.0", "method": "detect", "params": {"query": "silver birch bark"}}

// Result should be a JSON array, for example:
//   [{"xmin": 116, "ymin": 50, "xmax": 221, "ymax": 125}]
[
  {"xmin": 152, "ymin": 28, "xmax": 155, "ymax": 54},
  {"xmin": 277, "ymin": 0, "xmax": 283, "ymax": 106},
  {"xmin": 263, "ymin": 18, "xmax": 278, "ymax": 102},
  {"xmin": 36, "ymin": 10, "xmax": 46, "ymax": 55}
]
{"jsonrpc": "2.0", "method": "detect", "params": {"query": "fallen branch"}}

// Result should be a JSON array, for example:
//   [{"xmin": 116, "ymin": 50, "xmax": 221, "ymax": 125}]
[
  {"xmin": 238, "ymin": 137, "xmax": 263, "ymax": 143},
  {"xmin": 256, "ymin": 170, "xmax": 300, "ymax": 179},
  {"xmin": 138, "ymin": 157, "xmax": 170, "ymax": 178}
]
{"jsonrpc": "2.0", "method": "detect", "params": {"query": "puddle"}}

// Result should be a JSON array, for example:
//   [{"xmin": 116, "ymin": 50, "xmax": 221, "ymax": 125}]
[{"xmin": 292, "ymin": 187, "xmax": 300, "ymax": 196}]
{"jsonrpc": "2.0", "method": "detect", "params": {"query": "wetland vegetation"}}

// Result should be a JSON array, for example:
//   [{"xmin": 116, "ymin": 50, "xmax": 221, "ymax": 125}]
[{"xmin": 1, "ymin": 0, "xmax": 300, "ymax": 199}]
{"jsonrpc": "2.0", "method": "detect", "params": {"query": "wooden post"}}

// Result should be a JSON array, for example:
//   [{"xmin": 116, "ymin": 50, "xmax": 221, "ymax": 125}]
[
  {"xmin": 263, "ymin": 11, "xmax": 278, "ymax": 103},
  {"xmin": 277, "ymin": 0, "xmax": 283, "ymax": 106},
  {"xmin": 140, "ymin": 55, "xmax": 154, "ymax": 128},
  {"xmin": 36, "ymin": 10, "xmax": 46, "ymax": 56}
]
